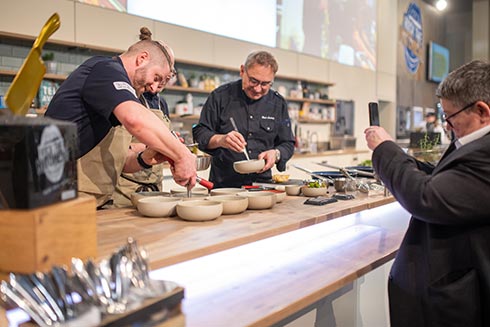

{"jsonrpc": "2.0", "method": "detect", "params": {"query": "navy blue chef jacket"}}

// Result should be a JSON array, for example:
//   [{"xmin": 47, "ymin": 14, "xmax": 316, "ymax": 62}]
[
  {"xmin": 193, "ymin": 79, "xmax": 295, "ymax": 188},
  {"xmin": 45, "ymin": 56, "xmax": 140, "ymax": 158}
]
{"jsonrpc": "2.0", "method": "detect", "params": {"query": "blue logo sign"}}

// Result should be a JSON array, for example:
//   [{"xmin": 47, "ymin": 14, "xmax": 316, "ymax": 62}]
[{"xmin": 401, "ymin": 3, "xmax": 423, "ymax": 74}]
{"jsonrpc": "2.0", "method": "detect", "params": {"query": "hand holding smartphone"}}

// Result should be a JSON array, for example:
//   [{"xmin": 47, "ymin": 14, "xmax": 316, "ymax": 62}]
[{"xmin": 368, "ymin": 102, "xmax": 379, "ymax": 126}]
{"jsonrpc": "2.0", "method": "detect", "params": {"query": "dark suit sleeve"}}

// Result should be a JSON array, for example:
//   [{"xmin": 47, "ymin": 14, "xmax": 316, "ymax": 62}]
[{"xmin": 373, "ymin": 140, "xmax": 490, "ymax": 225}]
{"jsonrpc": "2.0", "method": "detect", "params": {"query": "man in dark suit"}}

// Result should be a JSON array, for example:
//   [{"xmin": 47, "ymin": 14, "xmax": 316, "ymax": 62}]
[{"xmin": 364, "ymin": 60, "xmax": 490, "ymax": 327}]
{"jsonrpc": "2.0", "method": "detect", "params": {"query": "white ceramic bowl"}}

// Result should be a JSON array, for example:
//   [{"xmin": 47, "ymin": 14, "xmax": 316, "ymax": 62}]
[
  {"xmin": 233, "ymin": 159, "xmax": 265, "ymax": 174},
  {"xmin": 210, "ymin": 188, "xmax": 248, "ymax": 196},
  {"xmin": 170, "ymin": 186, "xmax": 209, "ymax": 195},
  {"xmin": 176, "ymin": 200, "xmax": 223, "ymax": 221},
  {"xmin": 171, "ymin": 193, "xmax": 209, "ymax": 200},
  {"xmin": 130, "ymin": 191, "xmax": 171, "ymax": 207},
  {"xmin": 301, "ymin": 186, "xmax": 328, "ymax": 197},
  {"xmin": 267, "ymin": 190, "xmax": 286, "ymax": 203},
  {"xmin": 137, "ymin": 196, "xmax": 182, "ymax": 217},
  {"xmin": 285, "ymin": 185, "xmax": 302, "ymax": 196},
  {"xmin": 243, "ymin": 191, "xmax": 276, "ymax": 210},
  {"xmin": 207, "ymin": 195, "xmax": 248, "ymax": 215}
]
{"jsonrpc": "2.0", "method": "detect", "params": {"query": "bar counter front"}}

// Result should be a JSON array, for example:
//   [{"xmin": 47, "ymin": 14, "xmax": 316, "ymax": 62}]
[{"xmin": 95, "ymin": 192, "xmax": 410, "ymax": 327}]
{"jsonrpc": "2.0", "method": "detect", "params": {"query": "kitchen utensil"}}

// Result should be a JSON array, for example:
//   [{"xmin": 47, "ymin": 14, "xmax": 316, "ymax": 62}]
[
  {"xmin": 206, "ymin": 195, "xmax": 248, "ymax": 215},
  {"xmin": 230, "ymin": 117, "xmax": 250, "ymax": 161},
  {"xmin": 196, "ymin": 154, "xmax": 212, "ymax": 171},
  {"xmin": 292, "ymin": 165, "xmax": 334, "ymax": 185},
  {"xmin": 137, "ymin": 196, "xmax": 181, "ymax": 217},
  {"xmin": 233, "ymin": 159, "xmax": 265, "ymax": 174},
  {"xmin": 285, "ymin": 185, "xmax": 302, "ymax": 196},
  {"xmin": 197, "ymin": 176, "xmax": 213, "ymax": 189},
  {"xmin": 1, "ymin": 280, "xmax": 50, "ymax": 327},
  {"xmin": 176, "ymin": 200, "xmax": 223, "ymax": 221},
  {"xmin": 316, "ymin": 161, "xmax": 375, "ymax": 178},
  {"xmin": 301, "ymin": 185, "xmax": 328, "ymax": 197},
  {"xmin": 339, "ymin": 168, "xmax": 370, "ymax": 193},
  {"xmin": 210, "ymin": 188, "xmax": 248, "ymax": 196},
  {"xmin": 5, "ymin": 13, "xmax": 60, "ymax": 116},
  {"xmin": 243, "ymin": 191, "xmax": 276, "ymax": 210}
]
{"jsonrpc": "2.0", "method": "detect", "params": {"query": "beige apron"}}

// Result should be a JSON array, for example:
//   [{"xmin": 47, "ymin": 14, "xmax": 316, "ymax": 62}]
[
  {"xmin": 77, "ymin": 125, "xmax": 132, "ymax": 208},
  {"xmin": 112, "ymin": 107, "xmax": 170, "ymax": 207}
]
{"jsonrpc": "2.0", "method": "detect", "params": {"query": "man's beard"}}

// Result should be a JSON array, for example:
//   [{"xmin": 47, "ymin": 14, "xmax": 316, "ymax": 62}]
[{"xmin": 133, "ymin": 66, "xmax": 148, "ymax": 96}]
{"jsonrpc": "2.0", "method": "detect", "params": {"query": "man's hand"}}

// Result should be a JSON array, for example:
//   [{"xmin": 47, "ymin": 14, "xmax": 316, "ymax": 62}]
[
  {"xmin": 258, "ymin": 149, "xmax": 277, "ymax": 172},
  {"xmin": 210, "ymin": 131, "xmax": 247, "ymax": 153},
  {"xmin": 364, "ymin": 126, "xmax": 394, "ymax": 150}
]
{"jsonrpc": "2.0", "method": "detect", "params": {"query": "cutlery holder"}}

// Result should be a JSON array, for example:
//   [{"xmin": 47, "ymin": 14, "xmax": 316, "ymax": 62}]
[{"xmin": 0, "ymin": 196, "xmax": 97, "ymax": 279}]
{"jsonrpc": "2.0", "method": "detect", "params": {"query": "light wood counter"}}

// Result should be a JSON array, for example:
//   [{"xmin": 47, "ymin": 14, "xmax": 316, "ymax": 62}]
[{"xmin": 95, "ymin": 193, "xmax": 395, "ymax": 268}]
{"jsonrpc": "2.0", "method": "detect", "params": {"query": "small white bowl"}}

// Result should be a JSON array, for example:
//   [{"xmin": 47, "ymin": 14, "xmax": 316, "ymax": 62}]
[
  {"xmin": 301, "ymin": 186, "xmax": 328, "ymax": 197},
  {"xmin": 285, "ymin": 185, "xmax": 302, "ymax": 196},
  {"xmin": 243, "ymin": 191, "xmax": 276, "ymax": 210},
  {"xmin": 137, "ymin": 196, "xmax": 182, "ymax": 217},
  {"xmin": 170, "ymin": 186, "xmax": 208, "ymax": 195},
  {"xmin": 210, "ymin": 188, "xmax": 248, "ymax": 196},
  {"xmin": 176, "ymin": 200, "xmax": 223, "ymax": 221},
  {"xmin": 130, "ymin": 191, "xmax": 170, "ymax": 207},
  {"xmin": 233, "ymin": 159, "xmax": 265, "ymax": 174},
  {"xmin": 207, "ymin": 195, "xmax": 248, "ymax": 215},
  {"xmin": 270, "ymin": 190, "xmax": 287, "ymax": 203}
]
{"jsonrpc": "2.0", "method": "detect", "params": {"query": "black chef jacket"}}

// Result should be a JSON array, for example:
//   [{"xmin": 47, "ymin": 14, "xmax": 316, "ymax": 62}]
[
  {"xmin": 45, "ymin": 56, "xmax": 140, "ymax": 158},
  {"xmin": 193, "ymin": 79, "xmax": 295, "ymax": 188}
]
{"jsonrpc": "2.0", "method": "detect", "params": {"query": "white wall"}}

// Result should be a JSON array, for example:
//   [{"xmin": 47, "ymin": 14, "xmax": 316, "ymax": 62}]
[{"xmin": 0, "ymin": 0, "xmax": 398, "ymax": 150}]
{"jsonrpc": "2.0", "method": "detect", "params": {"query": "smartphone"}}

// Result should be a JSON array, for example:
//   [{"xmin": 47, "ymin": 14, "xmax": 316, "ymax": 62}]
[{"xmin": 368, "ymin": 102, "xmax": 380, "ymax": 126}]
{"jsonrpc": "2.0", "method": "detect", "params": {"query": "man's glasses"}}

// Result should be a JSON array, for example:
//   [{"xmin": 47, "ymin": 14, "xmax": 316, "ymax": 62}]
[
  {"xmin": 442, "ymin": 101, "xmax": 476, "ymax": 128},
  {"xmin": 245, "ymin": 70, "xmax": 273, "ymax": 88}
]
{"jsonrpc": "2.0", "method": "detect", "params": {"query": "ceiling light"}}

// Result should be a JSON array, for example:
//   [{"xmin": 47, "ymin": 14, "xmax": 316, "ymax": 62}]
[{"xmin": 435, "ymin": 0, "xmax": 448, "ymax": 11}]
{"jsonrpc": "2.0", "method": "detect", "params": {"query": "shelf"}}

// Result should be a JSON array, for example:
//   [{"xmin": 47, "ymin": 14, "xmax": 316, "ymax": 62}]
[
  {"xmin": 169, "ymin": 114, "xmax": 200, "ymax": 120},
  {"xmin": 286, "ymin": 97, "xmax": 336, "ymax": 105},
  {"xmin": 297, "ymin": 118, "xmax": 335, "ymax": 124},
  {"xmin": 0, "ymin": 69, "xmax": 66, "ymax": 81},
  {"xmin": 164, "ymin": 85, "xmax": 211, "ymax": 94}
]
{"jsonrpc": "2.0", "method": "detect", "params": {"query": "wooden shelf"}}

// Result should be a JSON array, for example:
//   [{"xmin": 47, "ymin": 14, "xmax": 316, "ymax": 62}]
[
  {"xmin": 164, "ymin": 85, "xmax": 211, "ymax": 94},
  {"xmin": 298, "ymin": 118, "xmax": 335, "ymax": 124},
  {"xmin": 0, "ymin": 69, "xmax": 66, "ymax": 81},
  {"xmin": 169, "ymin": 114, "xmax": 200, "ymax": 120},
  {"xmin": 286, "ymin": 97, "xmax": 336, "ymax": 105}
]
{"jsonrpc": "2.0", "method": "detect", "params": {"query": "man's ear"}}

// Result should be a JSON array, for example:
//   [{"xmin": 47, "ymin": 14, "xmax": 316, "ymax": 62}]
[
  {"xmin": 476, "ymin": 101, "xmax": 490, "ymax": 123},
  {"xmin": 136, "ymin": 51, "xmax": 150, "ymax": 67}
]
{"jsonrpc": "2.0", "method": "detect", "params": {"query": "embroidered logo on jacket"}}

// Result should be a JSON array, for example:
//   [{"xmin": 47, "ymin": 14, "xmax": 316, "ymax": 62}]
[{"xmin": 113, "ymin": 81, "xmax": 137, "ymax": 98}]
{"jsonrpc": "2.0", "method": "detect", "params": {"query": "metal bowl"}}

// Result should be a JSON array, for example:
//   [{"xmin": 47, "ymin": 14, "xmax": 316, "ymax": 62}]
[{"xmin": 196, "ymin": 155, "xmax": 211, "ymax": 171}]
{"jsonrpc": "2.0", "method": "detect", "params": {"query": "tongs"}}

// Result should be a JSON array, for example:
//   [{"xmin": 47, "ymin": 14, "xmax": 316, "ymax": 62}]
[
  {"xmin": 316, "ymin": 161, "xmax": 375, "ymax": 178},
  {"xmin": 292, "ymin": 165, "xmax": 334, "ymax": 185}
]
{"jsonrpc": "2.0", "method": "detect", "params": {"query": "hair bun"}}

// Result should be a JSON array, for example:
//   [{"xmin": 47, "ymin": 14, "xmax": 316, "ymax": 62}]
[{"xmin": 139, "ymin": 27, "xmax": 152, "ymax": 41}]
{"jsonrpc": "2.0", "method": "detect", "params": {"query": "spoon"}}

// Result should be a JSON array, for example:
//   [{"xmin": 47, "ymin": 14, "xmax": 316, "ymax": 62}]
[{"xmin": 230, "ymin": 117, "xmax": 250, "ymax": 161}]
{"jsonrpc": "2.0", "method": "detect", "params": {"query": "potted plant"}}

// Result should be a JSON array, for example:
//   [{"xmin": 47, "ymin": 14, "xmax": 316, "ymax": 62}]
[
  {"xmin": 42, "ymin": 52, "xmax": 57, "ymax": 74},
  {"xmin": 413, "ymin": 133, "xmax": 443, "ymax": 164}
]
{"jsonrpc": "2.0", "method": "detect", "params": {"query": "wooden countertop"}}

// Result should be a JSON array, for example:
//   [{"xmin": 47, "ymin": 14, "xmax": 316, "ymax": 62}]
[
  {"xmin": 149, "ymin": 201, "xmax": 410, "ymax": 327},
  {"xmin": 96, "ymin": 194, "xmax": 395, "ymax": 269}
]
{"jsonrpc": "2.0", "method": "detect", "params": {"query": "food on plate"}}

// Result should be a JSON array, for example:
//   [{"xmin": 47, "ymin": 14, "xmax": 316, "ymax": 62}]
[
  {"xmin": 272, "ymin": 174, "xmax": 290, "ymax": 183},
  {"xmin": 306, "ymin": 180, "xmax": 326, "ymax": 188}
]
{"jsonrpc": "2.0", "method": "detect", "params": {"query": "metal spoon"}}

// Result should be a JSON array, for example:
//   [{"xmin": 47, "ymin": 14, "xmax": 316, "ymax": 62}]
[{"xmin": 230, "ymin": 117, "xmax": 250, "ymax": 161}]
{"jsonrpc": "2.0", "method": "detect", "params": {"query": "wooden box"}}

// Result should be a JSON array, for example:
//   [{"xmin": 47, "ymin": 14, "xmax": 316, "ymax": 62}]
[{"xmin": 0, "ymin": 196, "xmax": 97, "ymax": 275}]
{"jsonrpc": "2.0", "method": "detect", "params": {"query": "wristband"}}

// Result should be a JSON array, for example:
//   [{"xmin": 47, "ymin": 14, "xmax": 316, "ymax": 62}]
[{"xmin": 137, "ymin": 151, "xmax": 153, "ymax": 169}]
